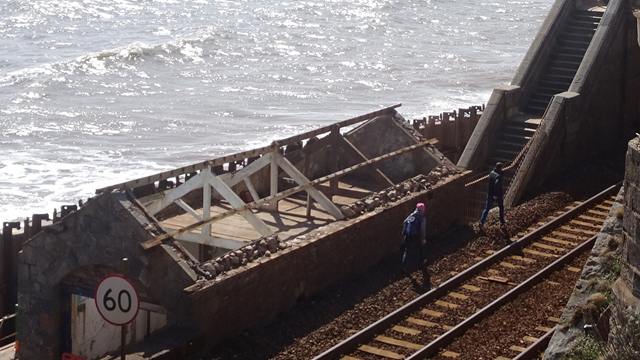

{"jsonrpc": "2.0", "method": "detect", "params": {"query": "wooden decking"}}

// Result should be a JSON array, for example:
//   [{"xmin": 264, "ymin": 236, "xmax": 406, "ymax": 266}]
[{"xmin": 159, "ymin": 180, "xmax": 372, "ymax": 245}]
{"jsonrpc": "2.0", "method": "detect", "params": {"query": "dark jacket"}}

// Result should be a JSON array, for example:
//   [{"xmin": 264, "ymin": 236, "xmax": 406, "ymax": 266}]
[
  {"xmin": 403, "ymin": 210, "xmax": 426, "ymax": 241},
  {"xmin": 487, "ymin": 168, "xmax": 504, "ymax": 199}
]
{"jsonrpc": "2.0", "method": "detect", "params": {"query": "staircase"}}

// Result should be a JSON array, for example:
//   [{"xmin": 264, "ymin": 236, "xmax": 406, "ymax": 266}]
[
  {"xmin": 523, "ymin": 10, "xmax": 603, "ymax": 115},
  {"xmin": 465, "ymin": 9, "xmax": 604, "ymax": 221}
]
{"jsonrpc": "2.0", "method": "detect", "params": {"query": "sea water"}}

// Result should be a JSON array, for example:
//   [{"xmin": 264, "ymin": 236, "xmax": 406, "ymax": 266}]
[{"xmin": 0, "ymin": 0, "xmax": 553, "ymax": 222}]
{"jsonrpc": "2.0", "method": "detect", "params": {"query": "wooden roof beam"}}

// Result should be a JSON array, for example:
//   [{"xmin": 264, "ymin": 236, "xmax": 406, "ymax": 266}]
[
  {"xmin": 97, "ymin": 104, "xmax": 401, "ymax": 194},
  {"xmin": 331, "ymin": 132, "xmax": 394, "ymax": 187},
  {"xmin": 273, "ymin": 152, "xmax": 344, "ymax": 220},
  {"xmin": 140, "ymin": 138, "xmax": 435, "ymax": 250}
]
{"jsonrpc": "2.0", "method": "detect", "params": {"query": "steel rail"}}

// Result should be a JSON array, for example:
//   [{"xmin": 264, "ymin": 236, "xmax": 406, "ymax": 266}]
[
  {"xmin": 312, "ymin": 182, "xmax": 620, "ymax": 360},
  {"xmin": 513, "ymin": 325, "xmax": 557, "ymax": 360},
  {"xmin": 407, "ymin": 236, "xmax": 595, "ymax": 359}
]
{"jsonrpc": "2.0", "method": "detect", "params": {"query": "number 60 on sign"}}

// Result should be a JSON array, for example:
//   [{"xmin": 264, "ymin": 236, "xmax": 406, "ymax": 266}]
[{"xmin": 94, "ymin": 275, "xmax": 140, "ymax": 326}]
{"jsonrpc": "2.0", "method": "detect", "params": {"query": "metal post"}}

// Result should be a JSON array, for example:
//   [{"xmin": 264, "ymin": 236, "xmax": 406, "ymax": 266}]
[{"xmin": 121, "ymin": 258, "xmax": 129, "ymax": 360}]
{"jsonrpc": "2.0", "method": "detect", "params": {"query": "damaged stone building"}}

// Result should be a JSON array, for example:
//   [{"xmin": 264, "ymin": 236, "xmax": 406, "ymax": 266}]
[{"xmin": 10, "ymin": 105, "xmax": 476, "ymax": 359}]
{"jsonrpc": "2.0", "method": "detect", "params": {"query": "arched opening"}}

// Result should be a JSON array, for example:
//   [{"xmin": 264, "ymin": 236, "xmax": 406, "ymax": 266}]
[{"xmin": 59, "ymin": 265, "xmax": 167, "ymax": 359}]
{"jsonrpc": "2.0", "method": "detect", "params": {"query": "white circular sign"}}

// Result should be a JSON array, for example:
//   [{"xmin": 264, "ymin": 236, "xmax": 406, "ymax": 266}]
[{"xmin": 94, "ymin": 275, "xmax": 140, "ymax": 326}]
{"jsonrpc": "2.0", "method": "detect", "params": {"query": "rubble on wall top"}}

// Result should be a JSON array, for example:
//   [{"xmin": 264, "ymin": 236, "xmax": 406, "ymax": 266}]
[{"xmin": 184, "ymin": 167, "xmax": 463, "ymax": 292}]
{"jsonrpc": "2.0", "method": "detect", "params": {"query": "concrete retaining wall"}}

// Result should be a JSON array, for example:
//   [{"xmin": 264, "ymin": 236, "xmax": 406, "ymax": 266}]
[{"xmin": 457, "ymin": 85, "xmax": 521, "ymax": 171}]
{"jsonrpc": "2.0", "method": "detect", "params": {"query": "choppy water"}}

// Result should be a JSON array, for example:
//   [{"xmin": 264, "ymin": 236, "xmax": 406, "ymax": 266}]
[{"xmin": 0, "ymin": 0, "xmax": 553, "ymax": 222}]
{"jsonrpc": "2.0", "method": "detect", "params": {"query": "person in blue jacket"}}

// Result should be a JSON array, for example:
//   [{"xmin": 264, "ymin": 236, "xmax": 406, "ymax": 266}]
[
  {"xmin": 401, "ymin": 202, "xmax": 427, "ymax": 273},
  {"xmin": 479, "ymin": 162, "xmax": 507, "ymax": 229}
]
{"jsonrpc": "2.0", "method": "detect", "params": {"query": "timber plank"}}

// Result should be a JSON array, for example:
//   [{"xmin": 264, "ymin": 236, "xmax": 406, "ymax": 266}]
[
  {"xmin": 461, "ymin": 284, "xmax": 481, "ymax": 292},
  {"xmin": 548, "ymin": 316, "xmax": 561, "ymax": 322},
  {"xmin": 341, "ymin": 357, "xmax": 361, "ymax": 360},
  {"xmin": 500, "ymin": 262, "xmax": 523, "ymax": 269},
  {"xmin": 375, "ymin": 335, "xmax": 423, "ymax": 350},
  {"xmin": 358, "ymin": 345, "xmax": 404, "ymax": 359},
  {"xmin": 435, "ymin": 300, "xmax": 460, "ymax": 309},
  {"xmin": 510, "ymin": 255, "xmax": 536, "ymax": 263},
  {"xmin": 578, "ymin": 215, "xmax": 605, "ymax": 222},
  {"xmin": 560, "ymin": 226, "xmax": 597, "ymax": 235},
  {"xmin": 567, "ymin": 266, "xmax": 582, "ymax": 273},
  {"xmin": 588, "ymin": 209, "xmax": 609, "ymax": 217},
  {"xmin": 406, "ymin": 317, "xmax": 438, "ymax": 327},
  {"xmin": 541, "ymin": 237, "xmax": 577, "ymax": 247},
  {"xmin": 571, "ymin": 220, "xmax": 601, "ymax": 229},
  {"xmin": 553, "ymin": 232, "xmax": 586, "ymax": 241},
  {"xmin": 392, "ymin": 325, "xmax": 421, "ymax": 335},
  {"xmin": 442, "ymin": 350, "xmax": 460, "ymax": 358},
  {"xmin": 523, "ymin": 248, "xmax": 560, "ymax": 258},
  {"xmin": 510, "ymin": 345, "xmax": 527, "ymax": 352},
  {"xmin": 536, "ymin": 326, "xmax": 554, "ymax": 332},
  {"xmin": 524, "ymin": 336, "xmax": 538, "ymax": 343},
  {"xmin": 421, "ymin": 309, "xmax": 443, "ymax": 317},
  {"xmin": 160, "ymin": 195, "xmax": 351, "ymax": 245},
  {"xmin": 532, "ymin": 242, "xmax": 565, "ymax": 252},
  {"xmin": 477, "ymin": 276, "xmax": 510, "ymax": 284},
  {"xmin": 447, "ymin": 292, "xmax": 469, "ymax": 300}
]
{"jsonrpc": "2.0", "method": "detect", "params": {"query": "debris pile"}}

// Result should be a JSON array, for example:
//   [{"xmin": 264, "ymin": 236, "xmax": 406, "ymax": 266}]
[
  {"xmin": 191, "ymin": 235, "xmax": 289, "ymax": 281},
  {"xmin": 340, "ymin": 165, "xmax": 461, "ymax": 218}
]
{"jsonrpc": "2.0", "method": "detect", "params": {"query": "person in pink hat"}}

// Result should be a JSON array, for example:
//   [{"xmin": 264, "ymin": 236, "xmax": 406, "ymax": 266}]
[{"xmin": 400, "ymin": 202, "xmax": 427, "ymax": 273}]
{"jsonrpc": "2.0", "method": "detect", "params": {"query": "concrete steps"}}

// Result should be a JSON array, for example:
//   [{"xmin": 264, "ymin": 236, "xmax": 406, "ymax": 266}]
[
  {"xmin": 466, "ymin": 9, "xmax": 602, "ymax": 220},
  {"xmin": 522, "ymin": 10, "xmax": 602, "ymax": 115},
  {"xmin": 467, "ymin": 118, "xmax": 537, "ymax": 220}
]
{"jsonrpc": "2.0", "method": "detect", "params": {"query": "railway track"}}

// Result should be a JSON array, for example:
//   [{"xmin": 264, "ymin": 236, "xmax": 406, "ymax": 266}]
[{"xmin": 312, "ymin": 183, "xmax": 620, "ymax": 360}]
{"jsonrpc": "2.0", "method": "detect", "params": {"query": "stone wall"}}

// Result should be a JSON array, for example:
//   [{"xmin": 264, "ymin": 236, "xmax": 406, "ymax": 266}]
[
  {"xmin": 187, "ymin": 171, "xmax": 468, "ymax": 346},
  {"xmin": 615, "ymin": 138, "xmax": 640, "ymax": 303},
  {"xmin": 2, "ymin": 217, "xmax": 51, "ymax": 346},
  {"xmin": 341, "ymin": 114, "xmax": 446, "ymax": 183},
  {"xmin": 16, "ymin": 192, "xmax": 197, "ymax": 360},
  {"xmin": 604, "ymin": 138, "xmax": 640, "ymax": 358}
]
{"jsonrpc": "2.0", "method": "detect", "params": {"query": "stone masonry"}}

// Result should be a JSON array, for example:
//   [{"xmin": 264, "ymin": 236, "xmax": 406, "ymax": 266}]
[
  {"xmin": 16, "ymin": 192, "xmax": 197, "ymax": 360},
  {"xmin": 613, "ymin": 137, "xmax": 640, "ymax": 308}
]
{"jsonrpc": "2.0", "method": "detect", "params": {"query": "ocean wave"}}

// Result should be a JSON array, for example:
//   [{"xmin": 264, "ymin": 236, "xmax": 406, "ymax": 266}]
[{"xmin": 0, "ymin": 0, "xmax": 554, "ymax": 223}]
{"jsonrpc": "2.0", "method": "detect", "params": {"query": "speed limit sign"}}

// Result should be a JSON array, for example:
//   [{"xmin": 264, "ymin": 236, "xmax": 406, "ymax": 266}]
[{"xmin": 94, "ymin": 275, "xmax": 140, "ymax": 326}]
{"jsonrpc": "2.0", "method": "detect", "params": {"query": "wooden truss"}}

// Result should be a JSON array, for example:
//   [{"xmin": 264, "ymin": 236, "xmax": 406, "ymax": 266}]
[
  {"xmin": 141, "ymin": 139, "xmax": 435, "ymax": 250},
  {"xmin": 144, "ymin": 148, "xmax": 345, "ymax": 249},
  {"xmin": 100, "ymin": 103, "xmax": 438, "ymax": 251}
]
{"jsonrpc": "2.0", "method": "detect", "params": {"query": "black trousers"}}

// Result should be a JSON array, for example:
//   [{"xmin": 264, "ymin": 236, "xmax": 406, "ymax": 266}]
[{"xmin": 401, "ymin": 234, "xmax": 425, "ymax": 267}]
